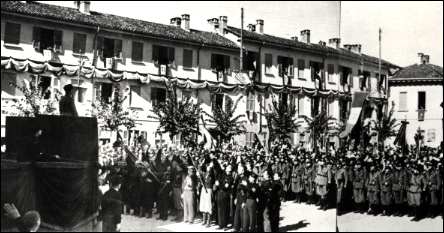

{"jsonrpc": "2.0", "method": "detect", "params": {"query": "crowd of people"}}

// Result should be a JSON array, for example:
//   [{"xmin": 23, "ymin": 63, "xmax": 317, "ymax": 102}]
[
  {"xmin": 96, "ymin": 138, "xmax": 443, "ymax": 232},
  {"xmin": 98, "ymin": 139, "xmax": 338, "ymax": 232},
  {"xmin": 336, "ymin": 144, "xmax": 443, "ymax": 221}
]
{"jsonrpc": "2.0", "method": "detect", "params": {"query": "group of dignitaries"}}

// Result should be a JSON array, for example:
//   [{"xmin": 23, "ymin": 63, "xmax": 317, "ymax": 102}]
[{"xmin": 99, "ymin": 139, "xmax": 443, "ymax": 232}]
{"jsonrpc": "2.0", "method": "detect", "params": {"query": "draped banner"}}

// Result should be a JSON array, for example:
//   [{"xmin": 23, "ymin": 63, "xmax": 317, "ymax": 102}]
[{"xmin": 1, "ymin": 56, "xmax": 351, "ymax": 100}]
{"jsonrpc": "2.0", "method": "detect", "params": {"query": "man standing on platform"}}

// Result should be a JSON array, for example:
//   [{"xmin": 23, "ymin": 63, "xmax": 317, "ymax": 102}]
[{"xmin": 59, "ymin": 84, "xmax": 78, "ymax": 117}]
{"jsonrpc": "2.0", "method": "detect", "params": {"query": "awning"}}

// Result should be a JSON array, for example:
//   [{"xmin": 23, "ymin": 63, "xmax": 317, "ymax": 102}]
[{"xmin": 339, "ymin": 92, "xmax": 368, "ymax": 138}]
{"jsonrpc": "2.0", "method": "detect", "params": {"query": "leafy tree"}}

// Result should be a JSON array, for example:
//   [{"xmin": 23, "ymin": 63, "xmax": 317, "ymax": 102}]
[
  {"xmin": 202, "ymin": 95, "xmax": 246, "ymax": 147},
  {"xmin": 149, "ymin": 81, "xmax": 201, "ymax": 148},
  {"xmin": 261, "ymin": 93, "xmax": 299, "ymax": 143},
  {"xmin": 8, "ymin": 79, "xmax": 60, "ymax": 117},
  {"xmin": 92, "ymin": 84, "xmax": 136, "ymax": 141},
  {"xmin": 371, "ymin": 101, "xmax": 400, "ymax": 151},
  {"xmin": 302, "ymin": 111, "xmax": 335, "ymax": 153}
]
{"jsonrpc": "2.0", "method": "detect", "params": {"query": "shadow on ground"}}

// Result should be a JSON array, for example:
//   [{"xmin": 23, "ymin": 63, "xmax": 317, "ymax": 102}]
[{"xmin": 279, "ymin": 220, "xmax": 310, "ymax": 232}]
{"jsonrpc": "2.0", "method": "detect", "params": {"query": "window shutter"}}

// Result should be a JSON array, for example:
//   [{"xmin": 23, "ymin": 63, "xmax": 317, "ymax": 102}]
[
  {"xmin": 224, "ymin": 55, "xmax": 230, "ymax": 73},
  {"xmin": 114, "ymin": 39, "xmax": 123, "ymax": 58},
  {"xmin": 399, "ymin": 92, "xmax": 407, "ymax": 111},
  {"xmin": 97, "ymin": 36, "xmax": 104, "ymax": 58},
  {"xmin": 278, "ymin": 64, "xmax": 283, "ymax": 77},
  {"xmin": 233, "ymin": 57, "xmax": 240, "ymax": 72},
  {"xmin": 265, "ymin": 54, "xmax": 272, "ymax": 68},
  {"xmin": 224, "ymin": 95, "xmax": 232, "ymax": 112},
  {"xmin": 32, "ymin": 27, "xmax": 41, "ymax": 50},
  {"xmin": 288, "ymin": 64, "xmax": 294, "ymax": 77},
  {"xmin": 211, "ymin": 54, "xmax": 217, "ymax": 70},
  {"xmin": 73, "ymin": 33, "xmax": 86, "ymax": 54},
  {"xmin": 5, "ymin": 22, "xmax": 21, "ymax": 44},
  {"xmin": 349, "ymin": 69, "xmax": 354, "ymax": 87},
  {"xmin": 132, "ymin": 41, "xmax": 143, "ymax": 62},
  {"xmin": 168, "ymin": 47, "xmax": 175, "ymax": 63},
  {"xmin": 152, "ymin": 45, "xmax": 160, "ymax": 63},
  {"xmin": 310, "ymin": 65, "xmax": 315, "ymax": 81},
  {"xmin": 183, "ymin": 49, "xmax": 193, "ymax": 68},
  {"xmin": 53, "ymin": 30, "xmax": 63, "ymax": 53}
]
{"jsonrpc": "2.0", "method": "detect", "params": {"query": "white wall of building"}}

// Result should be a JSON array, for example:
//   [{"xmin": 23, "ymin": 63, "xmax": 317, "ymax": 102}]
[{"xmin": 390, "ymin": 85, "xmax": 443, "ymax": 147}]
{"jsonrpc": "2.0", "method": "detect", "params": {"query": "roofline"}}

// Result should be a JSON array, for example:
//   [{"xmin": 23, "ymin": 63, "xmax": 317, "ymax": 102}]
[
  {"xmin": 1, "ymin": 11, "xmax": 239, "ymax": 53},
  {"xmin": 227, "ymin": 27, "xmax": 399, "ymax": 69}
]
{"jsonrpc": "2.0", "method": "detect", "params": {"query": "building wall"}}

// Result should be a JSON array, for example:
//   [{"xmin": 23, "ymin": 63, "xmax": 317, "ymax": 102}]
[
  {"xmin": 389, "ymin": 84, "xmax": 443, "ymax": 147},
  {"xmin": 1, "ymin": 13, "xmax": 392, "ymax": 149}
]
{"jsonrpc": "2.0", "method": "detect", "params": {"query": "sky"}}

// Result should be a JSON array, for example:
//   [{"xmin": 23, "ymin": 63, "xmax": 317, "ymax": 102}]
[{"xmin": 42, "ymin": 1, "xmax": 443, "ymax": 67}]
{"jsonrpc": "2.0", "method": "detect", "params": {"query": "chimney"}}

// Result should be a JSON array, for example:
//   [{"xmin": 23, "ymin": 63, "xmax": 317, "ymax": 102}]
[
  {"xmin": 300, "ymin": 29, "xmax": 310, "ymax": 44},
  {"xmin": 291, "ymin": 36, "xmax": 298, "ymax": 41},
  {"xmin": 247, "ymin": 24, "xmax": 256, "ymax": 32},
  {"xmin": 418, "ymin": 53, "xmax": 430, "ymax": 64},
  {"xmin": 256, "ymin": 19, "xmax": 264, "ymax": 34},
  {"xmin": 319, "ymin": 41, "xmax": 326, "ymax": 46},
  {"xmin": 75, "ymin": 1, "xmax": 90, "ymax": 14},
  {"xmin": 328, "ymin": 38, "xmax": 341, "ymax": 49},
  {"xmin": 344, "ymin": 44, "xmax": 362, "ymax": 54},
  {"xmin": 207, "ymin": 18, "xmax": 219, "ymax": 33},
  {"xmin": 170, "ymin": 17, "xmax": 181, "ymax": 27},
  {"xmin": 219, "ymin": 16, "xmax": 227, "ymax": 35},
  {"xmin": 181, "ymin": 14, "xmax": 190, "ymax": 31}
]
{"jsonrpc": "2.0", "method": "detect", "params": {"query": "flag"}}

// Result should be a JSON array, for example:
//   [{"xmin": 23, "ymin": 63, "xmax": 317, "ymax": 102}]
[{"xmin": 394, "ymin": 120, "xmax": 409, "ymax": 155}]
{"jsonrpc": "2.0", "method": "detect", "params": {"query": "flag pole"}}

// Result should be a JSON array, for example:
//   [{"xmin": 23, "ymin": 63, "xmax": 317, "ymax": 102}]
[{"xmin": 240, "ymin": 8, "xmax": 244, "ymax": 72}]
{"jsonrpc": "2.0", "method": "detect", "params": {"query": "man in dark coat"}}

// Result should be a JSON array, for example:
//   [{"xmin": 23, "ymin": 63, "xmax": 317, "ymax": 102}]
[
  {"xmin": 216, "ymin": 165, "xmax": 233, "ymax": 230},
  {"xmin": 102, "ymin": 175, "xmax": 123, "ymax": 232}
]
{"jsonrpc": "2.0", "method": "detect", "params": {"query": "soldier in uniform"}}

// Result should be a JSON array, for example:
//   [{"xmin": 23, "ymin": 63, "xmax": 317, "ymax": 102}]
[
  {"xmin": 216, "ymin": 166, "xmax": 233, "ymax": 230},
  {"xmin": 182, "ymin": 166, "xmax": 197, "ymax": 224},
  {"xmin": 407, "ymin": 163, "xmax": 425, "ymax": 221},
  {"xmin": 380, "ymin": 164, "xmax": 394, "ymax": 216},
  {"xmin": 351, "ymin": 161, "xmax": 366, "ymax": 213},
  {"xmin": 366, "ymin": 161, "xmax": 381, "ymax": 215},
  {"xmin": 335, "ymin": 158, "xmax": 348, "ymax": 216},
  {"xmin": 303, "ymin": 159, "xmax": 316, "ymax": 205},
  {"xmin": 425, "ymin": 160, "xmax": 441, "ymax": 217},
  {"xmin": 315, "ymin": 159, "xmax": 331, "ymax": 210},
  {"xmin": 392, "ymin": 160, "xmax": 407, "ymax": 216},
  {"xmin": 291, "ymin": 159, "xmax": 304, "ymax": 203}
]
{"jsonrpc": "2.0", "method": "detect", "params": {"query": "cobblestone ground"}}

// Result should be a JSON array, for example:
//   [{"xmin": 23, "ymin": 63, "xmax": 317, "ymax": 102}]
[
  {"xmin": 121, "ymin": 201, "xmax": 336, "ymax": 232},
  {"xmin": 337, "ymin": 212, "xmax": 443, "ymax": 232}
]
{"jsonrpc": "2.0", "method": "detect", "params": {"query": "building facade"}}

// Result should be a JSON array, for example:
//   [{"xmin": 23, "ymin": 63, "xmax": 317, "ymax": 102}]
[
  {"xmin": 1, "ymin": 1, "xmax": 397, "ymax": 149},
  {"xmin": 389, "ymin": 54, "xmax": 443, "ymax": 147}
]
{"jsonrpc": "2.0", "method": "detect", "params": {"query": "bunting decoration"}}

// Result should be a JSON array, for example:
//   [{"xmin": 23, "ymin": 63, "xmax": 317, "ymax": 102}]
[{"xmin": 1, "ymin": 56, "xmax": 351, "ymax": 100}]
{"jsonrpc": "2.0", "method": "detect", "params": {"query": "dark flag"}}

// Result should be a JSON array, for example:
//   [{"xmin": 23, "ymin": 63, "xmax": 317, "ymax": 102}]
[{"xmin": 394, "ymin": 120, "xmax": 409, "ymax": 155}]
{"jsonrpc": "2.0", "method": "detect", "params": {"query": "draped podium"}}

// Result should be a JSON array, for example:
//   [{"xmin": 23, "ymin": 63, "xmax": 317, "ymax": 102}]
[{"xmin": 1, "ymin": 116, "xmax": 99, "ymax": 231}]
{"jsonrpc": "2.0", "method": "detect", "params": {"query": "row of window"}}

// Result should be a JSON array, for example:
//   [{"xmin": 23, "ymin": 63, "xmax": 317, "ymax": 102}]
[{"xmin": 4, "ymin": 22, "xmax": 386, "ymax": 88}]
